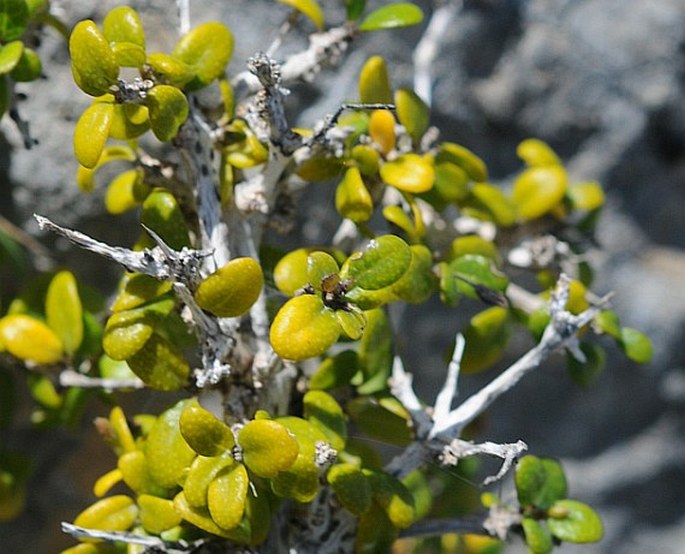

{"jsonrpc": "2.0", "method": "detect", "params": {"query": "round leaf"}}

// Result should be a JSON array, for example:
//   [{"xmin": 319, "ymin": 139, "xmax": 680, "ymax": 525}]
[
  {"xmin": 335, "ymin": 166, "xmax": 373, "ymax": 223},
  {"xmin": 141, "ymin": 189, "xmax": 191, "ymax": 250},
  {"xmin": 394, "ymin": 88, "xmax": 429, "ymax": 143},
  {"xmin": 0, "ymin": 314, "xmax": 63, "ymax": 364},
  {"xmin": 74, "ymin": 102, "xmax": 114, "ymax": 169},
  {"xmin": 310, "ymin": 350, "xmax": 361, "ymax": 390},
  {"xmin": 145, "ymin": 84, "xmax": 189, "ymax": 142},
  {"xmin": 547, "ymin": 499, "xmax": 603, "ymax": 543},
  {"xmin": 183, "ymin": 452, "xmax": 234, "ymax": 508},
  {"xmin": 127, "ymin": 332, "xmax": 189, "ymax": 391},
  {"xmin": 303, "ymin": 390, "xmax": 347, "ymax": 451},
  {"xmin": 270, "ymin": 295, "xmax": 341, "ymax": 360},
  {"xmin": 10, "ymin": 47, "xmax": 42, "ymax": 82},
  {"xmin": 238, "ymin": 419, "xmax": 299, "ymax": 478},
  {"xmin": 138, "ymin": 494, "xmax": 182, "ymax": 535},
  {"xmin": 390, "ymin": 244, "xmax": 436, "ymax": 304},
  {"xmin": 369, "ymin": 109, "xmax": 396, "ymax": 154},
  {"xmin": 359, "ymin": 3, "xmax": 424, "ymax": 31},
  {"xmin": 69, "ymin": 20, "xmax": 119, "ymax": 96},
  {"xmin": 436, "ymin": 142, "xmax": 488, "ymax": 182},
  {"xmin": 517, "ymin": 138, "xmax": 561, "ymax": 167},
  {"xmin": 194, "ymin": 257, "xmax": 264, "ymax": 318},
  {"xmin": 73, "ymin": 495, "xmax": 138, "ymax": 533},
  {"xmin": 380, "ymin": 153, "xmax": 435, "ymax": 194},
  {"xmin": 172, "ymin": 22, "xmax": 233, "ymax": 90},
  {"xmin": 45, "ymin": 270, "xmax": 84, "ymax": 355},
  {"xmin": 180, "ymin": 404, "xmax": 234, "ymax": 457},
  {"xmin": 102, "ymin": 6, "xmax": 145, "ymax": 48},
  {"xmin": 144, "ymin": 399, "xmax": 197, "ymax": 488},
  {"xmin": 0, "ymin": 0, "xmax": 29, "ymax": 42},
  {"xmin": 567, "ymin": 181, "xmax": 605, "ymax": 211},
  {"xmin": 341, "ymin": 234, "xmax": 412, "ymax": 291},
  {"xmin": 619, "ymin": 327, "xmax": 653, "ymax": 364},
  {"xmin": 105, "ymin": 168, "xmax": 148, "ymax": 214},
  {"xmin": 515, "ymin": 455, "xmax": 568, "ymax": 510},
  {"xmin": 359, "ymin": 55, "xmax": 391, "ymax": 104},
  {"xmin": 207, "ymin": 463, "xmax": 249, "ymax": 530},
  {"xmin": 513, "ymin": 165, "xmax": 568, "ymax": 220},
  {"xmin": 462, "ymin": 183, "xmax": 517, "ymax": 226},
  {"xmin": 0, "ymin": 41, "xmax": 23, "ymax": 75},
  {"xmin": 522, "ymin": 517, "xmax": 554, "ymax": 554},
  {"xmin": 327, "ymin": 463, "xmax": 371, "ymax": 515},
  {"xmin": 146, "ymin": 52, "xmax": 195, "ymax": 87},
  {"xmin": 461, "ymin": 307, "xmax": 511, "ymax": 374}
]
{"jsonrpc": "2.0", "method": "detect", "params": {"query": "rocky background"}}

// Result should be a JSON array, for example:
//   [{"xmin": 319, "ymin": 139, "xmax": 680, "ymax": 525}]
[{"xmin": 1, "ymin": 0, "xmax": 683, "ymax": 552}]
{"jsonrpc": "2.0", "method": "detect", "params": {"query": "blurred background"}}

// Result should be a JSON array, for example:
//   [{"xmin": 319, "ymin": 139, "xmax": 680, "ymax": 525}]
[{"xmin": 1, "ymin": 1, "xmax": 683, "ymax": 551}]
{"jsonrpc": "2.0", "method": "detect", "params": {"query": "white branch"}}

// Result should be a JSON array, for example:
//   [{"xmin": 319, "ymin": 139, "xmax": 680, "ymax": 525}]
[
  {"xmin": 440, "ymin": 438, "xmax": 528, "ymax": 486},
  {"xmin": 433, "ymin": 333, "xmax": 465, "ymax": 422},
  {"xmin": 59, "ymin": 369, "xmax": 145, "ymax": 391},
  {"xmin": 430, "ymin": 274, "xmax": 610, "ymax": 439},
  {"xmin": 61, "ymin": 522, "xmax": 203, "ymax": 550},
  {"xmin": 390, "ymin": 355, "xmax": 433, "ymax": 438}
]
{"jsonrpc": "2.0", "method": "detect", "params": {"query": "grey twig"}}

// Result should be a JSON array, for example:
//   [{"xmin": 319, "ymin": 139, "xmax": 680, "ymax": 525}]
[{"xmin": 59, "ymin": 369, "xmax": 145, "ymax": 391}]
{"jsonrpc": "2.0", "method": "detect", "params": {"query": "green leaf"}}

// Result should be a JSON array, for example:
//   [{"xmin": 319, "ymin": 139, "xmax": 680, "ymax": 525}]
[
  {"xmin": 522, "ymin": 517, "xmax": 554, "ymax": 554},
  {"xmin": 513, "ymin": 165, "xmax": 568, "ymax": 220},
  {"xmin": 357, "ymin": 308, "xmax": 393, "ymax": 394},
  {"xmin": 111, "ymin": 42, "xmax": 146, "ymax": 68},
  {"xmin": 567, "ymin": 342, "xmax": 606, "ymax": 388},
  {"xmin": 336, "ymin": 166, "xmax": 373, "ymax": 223},
  {"xmin": 310, "ymin": 350, "xmax": 361, "ymax": 390},
  {"xmin": 390, "ymin": 244, "xmax": 436, "ymax": 304},
  {"xmin": 45, "ymin": 270, "xmax": 84, "ymax": 355},
  {"xmin": 359, "ymin": 55, "xmax": 391, "ymax": 104},
  {"xmin": 0, "ymin": 0, "xmax": 29, "ymax": 42},
  {"xmin": 547, "ymin": 499, "xmax": 603, "ymax": 543},
  {"xmin": 0, "ymin": 74, "xmax": 8, "ymax": 117},
  {"xmin": 277, "ymin": 0, "xmax": 324, "ymax": 30},
  {"xmin": 359, "ymin": 3, "xmax": 423, "ymax": 32},
  {"xmin": 127, "ymin": 332, "xmax": 190, "ymax": 391},
  {"xmin": 380, "ymin": 153, "xmax": 435, "ymax": 194},
  {"xmin": 9, "ymin": 46, "xmax": 41, "ymax": 81},
  {"xmin": 436, "ymin": 142, "xmax": 488, "ymax": 182},
  {"xmin": 69, "ymin": 20, "xmax": 119, "ymax": 96},
  {"xmin": 194, "ymin": 257, "xmax": 264, "ymax": 318},
  {"xmin": 307, "ymin": 251, "xmax": 340, "ymax": 291},
  {"xmin": 515, "ymin": 455, "xmax": 568, "ymax": 510},
  {"xmin": 102, "ymin": 6, "xmax": 145, "ymax": 48},
  {"xmin": 462, "ymin": 307, "xmax": 511, "ymax": 374},
  {"xmin": 341, "ymin": 235, "xmax": 412, "ymax": 291},
  {"xmin": 303, "ymin": 390, "xmax": 347, "ymax": 450},
  {"xmin": 365, "ymin": 469, "xmax": 415, "ymax": 529},
  {"xmin": 447, "ymin": 235, "xmax": 499, "ymax": 262},
  {"xmin": 450, "ymin": 254, "xmax": 508, "ymax": 300},
  {"xmin": 433, "ymin": 161, "xmax": 470, "ymax": 204},
  {"xmin": 0, "ymin": 41, "xmax": 23, "ymax": 75},
  {"xmin": 345, "ymin": 0, "xmax": 366, "ymax": 21},
  {"xmin": 619, "ymin": 327, "xmax": 653, "ymax": 364},
  {"xmin": 141, "ymin": 189, "xmax": 191, "ymax": 250},
  {"xmin": 145, "ymin": 84, "xmax": 189, "ymax": 142},
  {"xmin": 462, "ymin": 183, "xmax": 517, "ymax": 226},
  {"xmin": 594, "ymin": 309, "xmax": 621, "ymax": 339},
  {"xmin": 146, "ymin": 52, "xmax": 195, "ymax": 87},
  {"xmin": 335, "ymin": 306, "xmax": 366, "ymax": 340},
  {"xmin": 347, "ymin": 396, "xmax": 412, "ymax": 446},
  {"xmin": 394, "ymin": 88, "xmax": 429, "ymax": 144},
  {"xmin": 172, "ymin": 21, "xmax": 233, "ymax": 90},
  {"xmin": 328, "ymin": 463, "xmax": 372, "ymax": 515},
  {"xmin": 73, "ymin": 102, "xmax": 114, "ymax": 169}
]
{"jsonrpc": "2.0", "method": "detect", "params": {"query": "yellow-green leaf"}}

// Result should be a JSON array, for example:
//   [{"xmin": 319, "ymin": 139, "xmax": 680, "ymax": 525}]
[
  {"xmin": 146, "ymin": 52, "xmax": 195, "ymax": 87},
  {"xmin": 145, "ymin": 84, "xmax": 189, "ymax": 142},
  {"xmin": 194, "ymin": 257, "xmax": 264, "ymax": 318},
  {"xmin": 619, "ymin": 327, "xmax": 653, "ymax": 364},
  {"xmin": 359, "ymin": 55, "xmax": 391, "ymax": 104},
  {"xmin": 567, "ymin": 181, "xmax": 605, "ymax": 211},
  {"xmin": 105, "ymin": 168, "xmax": 148, "ymax": 214},
  {"xmin": 183, "ymin": 452, "xmax": 234, "ymax": 508},
  {"xmin": 238, "ymin": 419, "xmax": 299, "ymax": 478},
  {"xmin": 74, "ymin": 102, "xmax": 114, "ymax": 169},
  {"xmin": 380, "ymin": 153, "xmax": 435, "ymax": 194},
  {"xmin": 277, "ymin": 0, "xmax": 324, "ymax": 30},
  {"xmin": 359, "ymin": 3, "xmax": 424, "ymax": 32},
  {"xmin": 335, "ymin": 166, "xmax": 373, "ymax": 223},
  {"xmin": 10, "ymin": 47, "xmax": 42, "ymax": 82},
  {"xmin": 45, "ymin": 270, "xmax": 83, "ymax": 355},
  {"xmin": 208, "ymin": 463, "xmax": 249, "ymax": 530},
  {"xmin": 69, "ymin": 20, "xmax": 119, "ymax": 96},
  {"xmin": 517, "ymin": 138, "xmax": 561, "ymax": 167},
  {"xmin": 394, "ymin": 88, "xmax": 429, "ymax": 143},
  {"xmin": 73, "ymin": 495, "xmax": 138, "ymax": 533},
  {"xmin": 462, "ymin": 307, "xmax": 511, "ymax": 374},
  {"xmin": 513, "ymin": 165, "xmax": 568, "ymax": 220},
  {"xmin": 270, "ymin": 295, "xmax": 341, "ymax": 360},
  {"xmin": 436, "ymin": 142, "xmax": 488, "ymax": 182},
  {"xmin": 138, "ymin": 494, "xmax": 182, "ymax": 535},
  {"xmin": 172, "ymin": 22, "xmax": 234, "ymax": 90},
  {"xmin": 102, "ymin": 6, "xmax": 145, "ymax": 48},
  {"xmin": 180, "ymin": 403, "xmax": 234, "ymax": 457},
  {"xmin": 0, "ymin": 314, "xmax": 63, "ymax": 364},
  {"xmin": 0, "ymin": 41, "xmax": 23, "ymax": 75},
  {"xmin": 369, "ymin": 109, "xmax": 396, "ymax": 154},
  {"xmin": 127, "ymin": 333, "xmax": 190, "ymax": 391}
]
